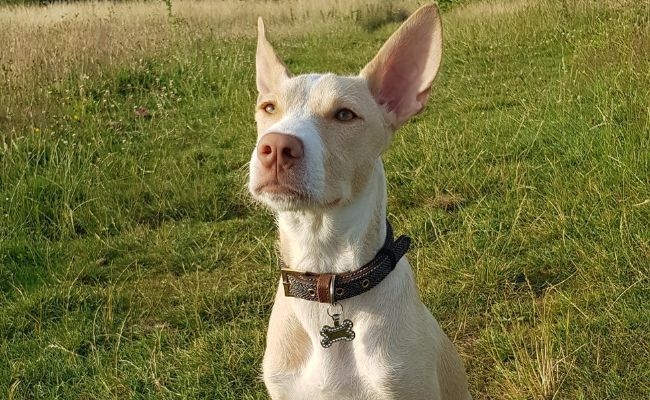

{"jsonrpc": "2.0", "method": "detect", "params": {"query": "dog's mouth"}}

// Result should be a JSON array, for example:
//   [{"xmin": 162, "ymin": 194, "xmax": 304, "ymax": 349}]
[
  {"xmin": 253, "ymin": 180, "xmax": 313, "ymax": 208},
  {"xmin": 253, "ymin": 180, "xmax": 347, "ymax": 211},
  {"xmin": 255, "ymin": 181, "xmax": 308, "ymax": 198}
]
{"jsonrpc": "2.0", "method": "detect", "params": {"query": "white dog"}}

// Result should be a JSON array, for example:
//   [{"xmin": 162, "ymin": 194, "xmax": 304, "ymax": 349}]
[{"xmin": 248, "ymin": 4, "xmax": 471, "ymax": 399}]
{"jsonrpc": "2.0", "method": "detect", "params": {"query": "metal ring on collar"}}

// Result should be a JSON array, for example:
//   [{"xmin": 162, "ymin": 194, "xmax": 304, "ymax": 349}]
[
  {"xmin": 329, "ymin": 275, "xmax": 336, "ymax": 304},
  {"xmin": 327, "ymin": 302, "xmax": 343, "ymax": 318}
]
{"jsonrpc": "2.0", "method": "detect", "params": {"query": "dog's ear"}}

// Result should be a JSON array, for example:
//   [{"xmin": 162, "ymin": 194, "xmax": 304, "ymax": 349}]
[
  {"xmin": 256, "ymin": 18, "xmax": 291, "ymax": 94},
  {"xmin": 360, "ymin": 5, "xmax": 442, "ymax": 129}
]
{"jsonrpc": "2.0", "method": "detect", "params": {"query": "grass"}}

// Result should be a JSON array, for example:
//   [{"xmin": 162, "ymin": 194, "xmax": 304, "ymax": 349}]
[{"xmin": 1, "ymin": 0, "xmax": 648, "ymax": 398}]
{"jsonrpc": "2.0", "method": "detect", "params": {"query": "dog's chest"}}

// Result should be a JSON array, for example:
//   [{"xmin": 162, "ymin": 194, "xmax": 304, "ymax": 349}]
[
  {"xmin": 268, "ymin": 303, "xmax": 397, "ymax": 400},
  {"xmin": 273, "ymin": 348, "xmax": 380, "ymax": 400}
]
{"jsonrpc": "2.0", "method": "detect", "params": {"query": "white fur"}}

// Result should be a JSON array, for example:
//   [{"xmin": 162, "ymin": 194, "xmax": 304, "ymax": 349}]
[{"xmin": 250, "ymin": 5, "xmax": 471, "ymax": 399}]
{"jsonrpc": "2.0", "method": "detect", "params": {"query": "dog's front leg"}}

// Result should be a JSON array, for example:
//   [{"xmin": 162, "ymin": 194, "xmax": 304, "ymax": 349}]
[{"xmin": 262, "ymin": 286, "xmax": 312, "ymax": 399}]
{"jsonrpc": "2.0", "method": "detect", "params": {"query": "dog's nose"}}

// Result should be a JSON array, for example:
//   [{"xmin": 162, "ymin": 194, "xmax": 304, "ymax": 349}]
[{"xmin": 257, "ymin": 133, "xmax": 304, "ymax": 171}]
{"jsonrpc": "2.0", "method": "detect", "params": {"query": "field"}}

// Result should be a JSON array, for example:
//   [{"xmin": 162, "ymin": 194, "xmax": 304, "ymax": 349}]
[{"xmin": 0, "ymin": 0, "xmax": 648, "ymax": 398}]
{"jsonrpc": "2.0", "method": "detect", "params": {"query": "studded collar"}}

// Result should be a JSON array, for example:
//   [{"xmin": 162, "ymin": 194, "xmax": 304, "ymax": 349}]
[{"xmin": 279, "ymin": 220, "xmax": 411, "ymax": 304}]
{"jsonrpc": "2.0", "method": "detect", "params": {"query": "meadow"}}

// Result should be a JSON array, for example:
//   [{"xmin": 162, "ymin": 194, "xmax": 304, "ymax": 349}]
[{"xmin": 0, "ymin": 0, "xmax": 648, "ymax": 398}]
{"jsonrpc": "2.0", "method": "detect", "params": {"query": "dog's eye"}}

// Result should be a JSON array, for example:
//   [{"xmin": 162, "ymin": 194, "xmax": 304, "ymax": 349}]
[
  {"xmin": 263, "ymin": 103, "xmax": 276, "ymax": 114},
  {"xmin": 335, "ymin": 108, "xmax": 357, "ymax": 122}
]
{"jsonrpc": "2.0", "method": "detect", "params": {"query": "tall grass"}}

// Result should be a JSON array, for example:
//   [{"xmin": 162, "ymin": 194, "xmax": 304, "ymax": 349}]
[
  {"xmin": 1, "ymin": 0, "xmax": 648, "ymax": 398},
  {"xmin": 0, "ymin": 0, "xmax": 420, "ymax": 129}
]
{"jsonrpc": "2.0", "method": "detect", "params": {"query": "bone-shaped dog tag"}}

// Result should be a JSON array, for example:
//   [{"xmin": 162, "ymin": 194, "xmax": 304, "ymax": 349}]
[{"xmin": 320, "ymin": 312, "xmax": 355, "ymax": 348}]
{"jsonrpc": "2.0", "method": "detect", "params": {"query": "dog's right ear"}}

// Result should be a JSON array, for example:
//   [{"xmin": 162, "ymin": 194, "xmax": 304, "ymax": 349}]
[{"xmin": 256, "ymin": 18, "xmax": 291, "ymax": 94}]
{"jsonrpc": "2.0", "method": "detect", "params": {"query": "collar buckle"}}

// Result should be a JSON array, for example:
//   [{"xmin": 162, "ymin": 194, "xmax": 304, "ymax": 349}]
[{"xmin": 280, "ymin": 267, "xmax": 302, "ymax": 298}]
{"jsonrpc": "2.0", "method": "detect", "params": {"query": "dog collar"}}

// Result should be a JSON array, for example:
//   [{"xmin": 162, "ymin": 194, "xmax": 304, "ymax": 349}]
[{"xmin": 279, "ymin": 220, "xmax": 411, "ymax": 304}]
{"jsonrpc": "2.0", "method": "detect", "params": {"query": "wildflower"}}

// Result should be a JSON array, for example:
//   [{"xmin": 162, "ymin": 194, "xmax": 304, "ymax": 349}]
[
  {"xmin": 73, "ymin": 115, "xmax": 80, "ymax": 122},
  {"xmin": 33, "ymin": 127, "xmax": 41, "ymax": 134}
]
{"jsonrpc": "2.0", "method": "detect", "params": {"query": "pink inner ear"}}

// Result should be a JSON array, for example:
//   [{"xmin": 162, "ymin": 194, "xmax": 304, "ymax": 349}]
[
  {"xmin": 363, "ymin": 5, "xmax": 442, "ymax": 128},
  {"xmin": 377, "ymin": 53, "xmax": 430, "ymax": 119}
]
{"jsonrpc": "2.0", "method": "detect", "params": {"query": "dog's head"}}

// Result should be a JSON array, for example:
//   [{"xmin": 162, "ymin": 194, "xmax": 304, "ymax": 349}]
[{"xmin": 248, "ymin": 5, "xmax": 442, "ymax": 212}]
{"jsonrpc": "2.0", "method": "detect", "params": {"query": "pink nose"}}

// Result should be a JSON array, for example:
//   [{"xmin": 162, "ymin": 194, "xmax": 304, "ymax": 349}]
[{"xmin": 257, "ymin": 133, "xmax": 304, "ymax": 172}]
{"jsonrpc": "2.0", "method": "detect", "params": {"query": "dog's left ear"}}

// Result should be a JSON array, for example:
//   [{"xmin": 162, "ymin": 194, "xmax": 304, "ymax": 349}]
[
  {"xmin": 256, "ymin": 18, "xmax": 291, "ymax": 95},
  {"xmin": 360, "ymin": 4, "xmax": 442, "ymax": 129}
]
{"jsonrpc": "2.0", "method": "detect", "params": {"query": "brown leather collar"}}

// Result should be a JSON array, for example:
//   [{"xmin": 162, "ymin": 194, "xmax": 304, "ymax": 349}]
[{"xmin": 280, "ymin": 221, "xmax": 411, "ymax": 304}]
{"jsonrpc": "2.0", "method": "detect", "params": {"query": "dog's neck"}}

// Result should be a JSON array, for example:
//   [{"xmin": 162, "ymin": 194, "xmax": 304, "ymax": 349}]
[{"xmin": 277, "ymin": 160, "xmax": 387, "ymax": 274}]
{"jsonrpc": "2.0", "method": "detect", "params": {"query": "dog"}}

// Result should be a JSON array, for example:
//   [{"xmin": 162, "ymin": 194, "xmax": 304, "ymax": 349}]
[{"xmin": 248, "ymin": 4, "xmax": 471, "ymax": 399}]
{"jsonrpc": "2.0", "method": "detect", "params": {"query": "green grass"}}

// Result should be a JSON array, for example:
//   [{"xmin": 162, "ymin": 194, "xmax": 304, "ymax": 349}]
[{"xmin": 1, "ymin": 0, "xmax": 649, "ymax": 398}]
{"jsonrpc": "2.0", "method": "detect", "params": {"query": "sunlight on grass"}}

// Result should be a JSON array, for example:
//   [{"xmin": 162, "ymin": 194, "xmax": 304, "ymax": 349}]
[{"xmin": 1, "ymin": 0, "xmax": 648, "ymax": 398}]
